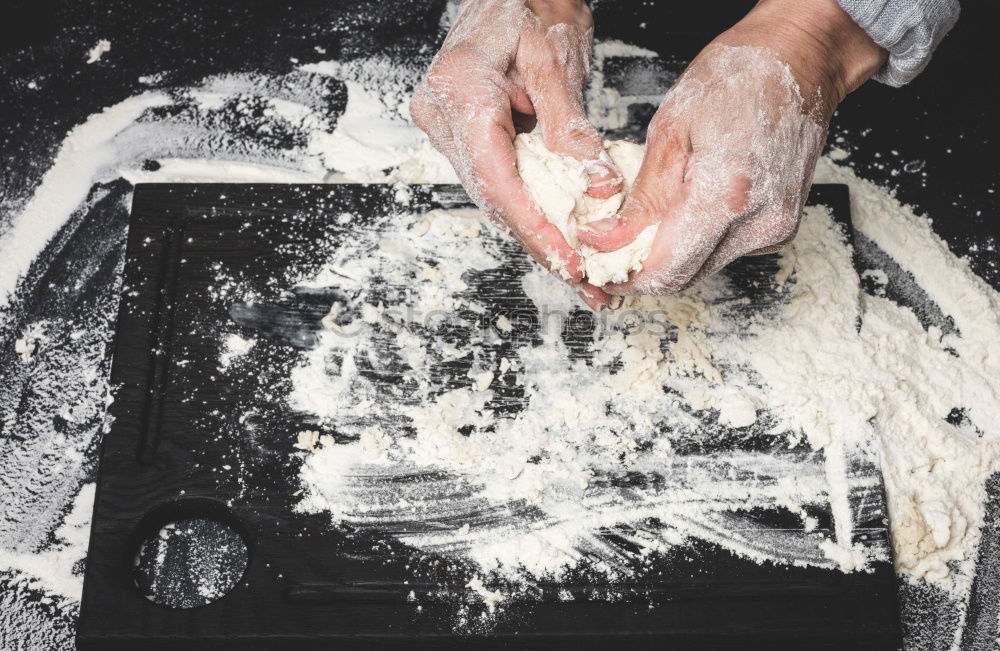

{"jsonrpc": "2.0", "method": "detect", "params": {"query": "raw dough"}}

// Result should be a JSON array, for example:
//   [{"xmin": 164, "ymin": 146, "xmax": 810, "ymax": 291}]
[{"xmin": 513, "ymin": 132, "xmax": 657, "ymax": 286}]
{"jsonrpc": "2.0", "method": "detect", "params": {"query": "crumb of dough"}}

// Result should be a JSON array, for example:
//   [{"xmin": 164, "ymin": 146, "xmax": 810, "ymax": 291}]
[{"xmin": 514, "ymin": 132, "xmax": 657, "ymax": 286}]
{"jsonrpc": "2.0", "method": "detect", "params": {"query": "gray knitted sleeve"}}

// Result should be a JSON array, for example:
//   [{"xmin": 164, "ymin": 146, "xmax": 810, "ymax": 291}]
[{"xmin": 837, "ymin": 0, "xmax": 960, "ymax": 86}]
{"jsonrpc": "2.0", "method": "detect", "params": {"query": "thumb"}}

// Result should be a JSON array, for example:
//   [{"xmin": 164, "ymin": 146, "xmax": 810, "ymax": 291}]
[
  {"xmin": 576, "ymin": 193, "xmax": 659, "ymax": 253},
  {"xmin": 578, "ymin": 127, "xmax": 689, "ymax": 251},
  {"xmin": 531, "ymin": 91, "xmax": 623, "ymax": 199}
]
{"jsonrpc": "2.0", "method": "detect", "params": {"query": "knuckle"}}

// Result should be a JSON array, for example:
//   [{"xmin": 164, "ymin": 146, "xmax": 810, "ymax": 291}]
[
  {"xmin": 620, "ymin": 189, "xmax": 660, "ymax": 226},
  {"xmin": 644, "ymin": 122, "xmax": 687, "ymax": 169},
  {"xmin": 408, "ymin": 86, "xmax": 435, "ymax": 128},
  {"xmin": 422, "ymin": 49, "xmax": 509, "ymax": 121},
  {"xmin": 563, "ymin": 115, "xmax": 599, "ymax": 141},
  {"xmin": 652, "ymin": 278, "xmax": 686, "ymax": 296},
  {"xmin": 645, "ymin": 112, "xmax": 676, "ymax": 146},
  {"xmin": 638, "ymin": 268, "xmax": 689, "ymax": 296},
  {"xmin": 483, "ymin": 206, "xmax": 507, "ymax": 229},
  {"xmin": 423, "ymin": 51, "xmax": 473, "ymax": 99},
  {"xmin": 424, "ymin": 68, "xmax": 456, "ymax": 100},
  {"xmin": 725, "ymin": 174, "xmax": 753, "ymax": 216},
  {"xmin": 645, "ymin": 118, "xmax": 666, "ymax": 147},
  {"xmin": 726, "ymin": 194, "xmax": 751, "ymax": 218},
  {"xmin": 769, "ymin": 212, "xmax": 800, "ymax": 244},
  {"xmin": 545, "ymin": 118, "xmax": 601, "ymax": 155},
  {"xmin": 539, "ymin": 43, "xmax": 570, "ymax": 70}
]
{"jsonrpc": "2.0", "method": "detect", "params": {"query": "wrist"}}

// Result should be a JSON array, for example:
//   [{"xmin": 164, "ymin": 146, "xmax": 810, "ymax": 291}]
[
  {"xmin": 720, "ymin": 0, "xmax": 886, "ymax": 117},
  {"xmin": 526, "ymin": 0, "xmax": 592, "ymax": 28}
]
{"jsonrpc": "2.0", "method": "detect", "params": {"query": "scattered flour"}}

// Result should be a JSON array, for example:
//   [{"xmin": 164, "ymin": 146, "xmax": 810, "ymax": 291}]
[
  {"xmin": 85, "ymin": 40, "xmax": 111, "ymax": 64},
  {"xmin": 290, "ymin": 158, "xmax": 1000, "ymax": 618},
  {"xmin": 294, "ymin": 430, "xmax": 322, "ymax": 452},
  {"xmin": 13, "ymin": 323, "xmax": 46, "ymax": 363},
  {"xmin": 0, "ymin": 483, "xmax": 94, "ymax": 602},
  {"xmin": 293, "ymin": 198, "xmax": 880, "ymax": 586},
  {"xmin": 466, "ymin": 576, "xmax": 504, "ymax": 612},
  {"xmin": 218, "ymin": 333, "xmax": 256, "ymax": 369},
  {"xmin": 0, "ymin": 93, "xmax": 170, "ymax": 309},
  {"xmin": 815, "ymin": 157, "xmax": 1000, "ymax": 589}
]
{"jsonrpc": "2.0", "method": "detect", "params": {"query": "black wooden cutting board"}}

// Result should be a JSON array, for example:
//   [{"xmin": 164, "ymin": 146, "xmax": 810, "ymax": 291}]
[{"xmin": 77, "ymin": 183, "xmax": 901, "ymax": 650}]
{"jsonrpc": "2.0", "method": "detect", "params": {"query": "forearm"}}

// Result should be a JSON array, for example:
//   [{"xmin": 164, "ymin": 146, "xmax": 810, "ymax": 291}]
[
  {"xmin": 525, "ymin": 0, "xmax": 592, "ymax": 27},
  {"xmin": 716, "ymin": 0, "xmax": 888, "ymax": 118},
  {"xmin": 836, "ymin": 0, "xmax": 959, "ymax": 87}
]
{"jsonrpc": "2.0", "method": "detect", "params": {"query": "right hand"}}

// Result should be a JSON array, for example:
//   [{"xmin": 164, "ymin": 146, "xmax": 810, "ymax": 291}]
[
  {"xmin": 577, "ymin": 0, "xmax": 885, "ymax": 296},
  {"xmin": 410, "ymin": 0, "xmax": 623, "ymax": 311}
]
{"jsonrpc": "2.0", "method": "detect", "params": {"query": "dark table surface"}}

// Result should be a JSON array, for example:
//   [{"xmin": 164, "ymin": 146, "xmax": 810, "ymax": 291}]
[{"xmin": 0, "ymin": 1, "xmax": 997, "ymax": 650}]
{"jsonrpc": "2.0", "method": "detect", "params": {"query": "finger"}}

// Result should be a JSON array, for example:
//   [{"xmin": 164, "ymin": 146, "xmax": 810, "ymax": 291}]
[
  {"xmin": 577, "ymin": 126, "xmax": 690, "ymax": 251},
  {"xmin": 600, "ymin": 213, "xmax": 729, "ymax": 295},
  {"xmin": 697, "ymin": 209, "xmax": 800, "ymax": 279},
  {"xmin": 575, "ymin": 281, "xmax": 611, "ymax": 312},
  {"xmin": 501, "ymin": 212, "xmax": 585, "ymax": 283},
  {"xmin": 519, "ymin": 32, "xmax": 622, "ymax": 198},
  {"xmin": 409, "ymin": 82, "xmax": 458, "ymax": 159},
  {"xmin": 418, "ymin": 52, "xmax": 587, "ymax": 284},
  {"xmin": 430, "ymin": 73, "xmax": 587, "ymax": 283},
  {"xmin": 506, "ymin": 68, "xmax": 538, "ymax": 119},
  {"xmin": 599, "ymin": 158, "xmax": 749, "ymax": 295},
  {"xmin": 473, "ymin": 120, "xmax": 590, "ymax": 282},
  {"xmin": 533, "ymin": 99, "xmax": 622, "ymax": 199}
]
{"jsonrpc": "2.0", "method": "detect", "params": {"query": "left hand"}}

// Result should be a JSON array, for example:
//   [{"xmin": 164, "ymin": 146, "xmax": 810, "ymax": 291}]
[
  {"xmin": 409, "ymin": 0, "xmax": 621, "ymax": 311},
  {"xmin": 578, "ymin": 0, "xmax": 886, "ymax": 295}
]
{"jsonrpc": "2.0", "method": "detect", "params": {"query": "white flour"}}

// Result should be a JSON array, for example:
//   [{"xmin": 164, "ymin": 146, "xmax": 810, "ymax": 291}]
[
  {"xmin": 295, "ymin": 203, "xmax": 848, "ymax": 577},
  {"xmin": 85, "ymin": 40, "xmax": 111, "ymax": 65},
  {"xmin": 14, "ymin": 323, "xmax": 46, "ymax": 363},
  {"xmin": 814, "ymin": 159, "xmax": 1000, "ymax": 588},
  {"xmin": 291, "ymin": 168, "xmax": 1000, "ymax": 590},
  {"xmin": 218, "ymin": 334, "xmax": 257, "ymax": 370},
  {"xmin": 0, "ymin": 483, "xmax": 93, "ymax": 600},
  {"xmin": 0, "ymin": 93, "xmax": 170, "ymax": 309},
  {"xmin": 0, "ymin": 34, "xmax": 996, "ymax": 650}
]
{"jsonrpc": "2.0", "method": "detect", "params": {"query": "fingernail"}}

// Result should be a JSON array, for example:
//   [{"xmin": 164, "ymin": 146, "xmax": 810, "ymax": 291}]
[
  {"xmin": 584, "ymin": 158, "xmax": 623, "ymax": 198},
  {"xmin": 585, "ymin": 161, "xmax": 618, "ymax": 183},
  {"xmin": 582, "ymin": 216, "xmax": 620, "ymax": 234},
  {"xmin": 576, "ymin": 285, "xmax": 609, "ymax": 313},
  {"xmin": 608, "ymin": 295, "xmax": 625, "ymax": 311}
]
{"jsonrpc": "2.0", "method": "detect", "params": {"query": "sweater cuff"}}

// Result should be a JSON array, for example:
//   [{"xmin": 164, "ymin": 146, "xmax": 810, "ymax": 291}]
[{"xmin": 837, "ymin": 0, "xmax": 960, "ymax": 87}]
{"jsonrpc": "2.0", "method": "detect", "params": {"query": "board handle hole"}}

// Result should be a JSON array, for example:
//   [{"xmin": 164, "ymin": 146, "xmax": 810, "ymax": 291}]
[{"xmin": 130, "ymin": 500, "xmax": 250, "ymax": 609}]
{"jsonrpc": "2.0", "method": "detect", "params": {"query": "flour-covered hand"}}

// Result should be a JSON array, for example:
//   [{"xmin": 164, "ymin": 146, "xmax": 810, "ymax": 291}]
[
  {"xmin": 410, "ymin": 0, "xmax": 621, "ymax": 310},
  {"xmin": 579, "ymin": 0, "xmax": 885, "ymax": 295}
]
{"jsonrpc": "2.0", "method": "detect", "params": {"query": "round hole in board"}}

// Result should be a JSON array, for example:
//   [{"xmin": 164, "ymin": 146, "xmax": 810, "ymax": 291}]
[{"xmin": 130, "ymin": 501, "xmax": 251, "ymax": 609}]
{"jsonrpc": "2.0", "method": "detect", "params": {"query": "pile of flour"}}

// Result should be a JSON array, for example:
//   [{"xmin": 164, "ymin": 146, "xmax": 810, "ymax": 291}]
[
  {"xmin": 813, "ymin": 158, "xmax": 1000, "ymax": 585},
  {"xmin": 293, "ymin": 200, "xmax": 870, "ymax": 580},
  {"xmin": 291, "ymin": 153, "xmax": 1000, "ymax": 595}
]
